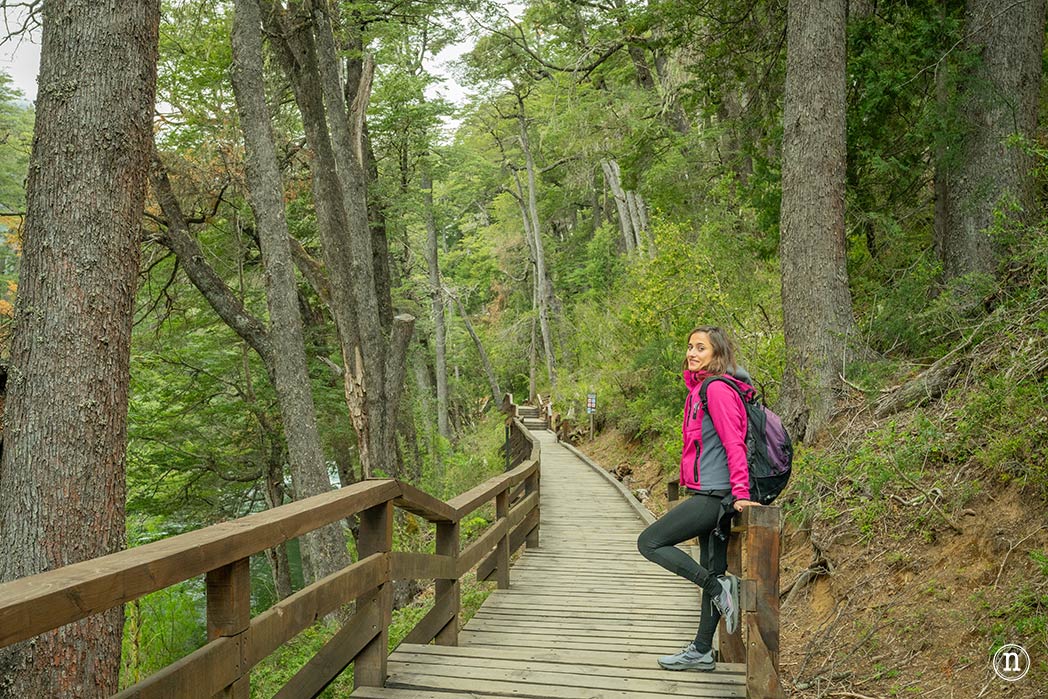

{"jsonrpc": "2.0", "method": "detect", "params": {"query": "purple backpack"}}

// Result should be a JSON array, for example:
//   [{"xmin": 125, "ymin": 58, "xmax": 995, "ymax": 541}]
[{"xmin": 699, "ymin": 376, "xmax": 793, "ymax": 505}]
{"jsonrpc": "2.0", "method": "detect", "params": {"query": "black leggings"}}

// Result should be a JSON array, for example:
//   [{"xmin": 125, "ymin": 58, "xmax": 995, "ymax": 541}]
[{"xmin": 637, "ymin": 492, "xmax": 727, "ymax": 653}]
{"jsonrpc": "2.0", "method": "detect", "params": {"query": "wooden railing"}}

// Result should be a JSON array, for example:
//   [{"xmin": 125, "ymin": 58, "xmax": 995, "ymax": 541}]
[
  {"xmin": 502, "ymin": 395, "xmax": 537, "ymax": 470},
  {"xmin": 667, "ymin": 483, "xmax": 784, "ymax": 699},
  {"xmin": 0, "ymin": 420, "xmax": 541, "ymax": 698}
]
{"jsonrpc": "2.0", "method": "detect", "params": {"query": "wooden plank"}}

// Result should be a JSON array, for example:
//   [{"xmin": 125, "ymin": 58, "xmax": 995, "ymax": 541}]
[
  {"xmin": 434, "ymin": 520, "xmax": 459, "ymax": 645},
  {"xmin": 489, "ymin": 587, "xmax": 692, "ymax": 602},
  {"xmin": 469, "ymin": 611, "xmax": 697, "ymax": 632},
  {"xmin": 354, "ymin": 501, "xmax": 394, "ymax": 690},
  {"xmin": 385, "ymin": 670, "xmax": 745, "ymax": 699},
  {"xmin": 479, "ymin": 593, "xmax": 698, "ymax": 608},
  {"xmin": 744, "ymin": 505, "xmax": 784, "ymax": 699},
  {"xmin": 475, "ymin": 600, "xmax": 700, "ymax": 619},
  {"xmin": 246, "ymin": 553, "xmax": 388, "ymax": 667},
  {"xmin": 390, "ymin": 551, "xmax": 454, "ymax": 580},
  {"xmin": 0, "ymin": 479, "xmax": 401, "ymax": 648},
  {"xmin": 392, "ymin": 642, "xmax": 746, "ymax": 674},
  {"xmin": 351, "ymin": 688, "xmax": 505, "ymax": 698},
  {"xmin": 401, "ymin": 588, "xmax": 457, "ymax": 646},
  {"xmin": 458, "ymin": 631, "xmax": 700, "ymax": 654},
  {"xmin": 459, "ymin": 620, "xmax": 687, "ymax": 643},
  {"xmin": 505, "ymin": 579, "xmax": 688, "ymax": 591},
  {"xmin": 207, "ymin": 559, "xmax": 251, "ymax": 639},
  {"xmin": 524, "ymin": 470, "xmax": 540, "ymax": 548},
  {"xmin": 447, "ymin": 460, "xmax": 537, "ymax": 517},
  {"xmin": 112, "ymin": 636, "xmax": 240, "ymax": 699},
  {"xmin": 493, "ymin": 488, "xmax": 510, "ymax": 589},
  {"xmin": 387, "ymin": 658, "xmax": 746, "ymax": 695},
  {"xmin": 720, "ymin": 526, "xmax": 745, "ymax": 664},
  {"xmin": 274, "ymin": 598, "xmax": 380, "ymax": 699},
  {"xmin": 456, "ymin": 518, "xmax": 508, "ymax": 577},
  {"xmin": 494, "ymin": 572, "xmax": 692, "ymax": 586},
  {"xmin": 389, "ymin": 648, "xmax": 744, "ymax": 686},
  {"xmin": 394, "ymin": 481, "xmax": 457, "ymax": 522},
  {"xmin": 477, "ymin": 506, "xmax": 539, "ymax": 582},
  {"xmin": 459, "ymin": 623, "xmax": 698, "ymax": 641},
  {"xmin": 206, "ymin": 558, "xmax": 251, "ymax": 699}
]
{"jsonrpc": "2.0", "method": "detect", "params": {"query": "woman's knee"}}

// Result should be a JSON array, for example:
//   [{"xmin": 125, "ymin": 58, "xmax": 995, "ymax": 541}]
[{"xmin": 637, "ymin": 527, "xmax": 657, "ymax": 560}]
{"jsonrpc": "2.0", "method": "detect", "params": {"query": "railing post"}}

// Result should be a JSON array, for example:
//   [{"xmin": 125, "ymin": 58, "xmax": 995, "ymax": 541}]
[
  {"xmin": 504, "ymin": 418, "xmax": 512, "ymax": 472},
  {"xmin": 435, "ymin": 520, "xmax": 461, "ymax": 646},
  {"xmin": 354, "ymin": 500, "xmax": 394, "ymax": 689},
  {"xmin": 206, "ymin": 558, "xmax": 251, "ymax": 699},
  {"xmin": 666, "ymin": 481, "xmax": 680, "ymax": 510},
  {"xmin": 494, "ymin": 487, "xmax": 511, "ymax": 589},
  {"xmin": 720, "ymin": 523, "xmax": 745, "ymax": 663},
  {"xmin": 524, "ymin": 469, "xmax": 540, "ymax": 549},
  {"xmin": 742, "ymin": 506, "xmax": 783, "ymax": 699}
]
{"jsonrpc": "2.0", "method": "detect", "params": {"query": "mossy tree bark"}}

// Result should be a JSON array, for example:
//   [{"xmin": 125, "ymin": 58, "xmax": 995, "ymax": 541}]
[{"xmin": 0, "ymin": 1, "xmax": 160, "ymax": 696}]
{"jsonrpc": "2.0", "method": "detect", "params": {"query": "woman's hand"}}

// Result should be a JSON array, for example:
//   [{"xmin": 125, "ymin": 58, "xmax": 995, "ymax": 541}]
[{"xmin": 733, "ymin": 499, "xmax": 758, "ymax": 512}]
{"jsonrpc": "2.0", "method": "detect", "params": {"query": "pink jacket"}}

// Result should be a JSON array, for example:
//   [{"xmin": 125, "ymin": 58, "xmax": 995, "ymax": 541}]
[{"xmin": 679, "ymin": 370, "xmax": 752, "ymax": 500}]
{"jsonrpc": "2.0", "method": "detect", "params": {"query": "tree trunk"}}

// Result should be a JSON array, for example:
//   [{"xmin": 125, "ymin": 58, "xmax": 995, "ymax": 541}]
[
  {"xmin": 411, "ymin": 342, "xmax": 438, "ymax": 476},
  {"xmin": 260, "ymin": 0, "xmax": 414, "ymax": 479},
  {"xmin": 0, "ymin": 2, "xmax": 159, "ymax": 696},
  {"xmin": 939, "ymin": 0, "xmax": 1046, "ymax": 283},
  {"xmin": 933, "ymin": 54, "xmax": 952, "ymax": 270},
  {"xmin": 600, "ymin": 159, "xmax": 636, "ymax": 254},
  {"xmin": 517, "ymin": 106, "xmax": 557, "ymax": 391},
  {"xmin": 422, "ymin": 172, "xmax": 450, "ymax": 440},
  {"xmin": 779, "ymin": 0, "xmax": 856, "ymax": 442},
  {"xmin": 361, "ymin": 122, "xmax": 395, "ymax": 333},
  {"xmin": 231, "ymin": 0, "xmax": 350, "ymax": 582},
  {"xmin": 310, "ymin": 1, "xmax": 414, "ymax": 477},
  {"xmin": 398, "ymin": 396, "xmax": 423, "ymax": 483},
  {"xmin": 591, "ymin": 175, "xmax": 603, "ymax": 232},
  {"xmin": 625, "ymin": 190, "xmax": 646, "ymax": 253},
  {"xmin": 529, "ymin": 283, "xmax": 538, "ymax": 403},
  {"xmin": 262, "ymin": 448, "xmax": 295, "ymax": 600}
]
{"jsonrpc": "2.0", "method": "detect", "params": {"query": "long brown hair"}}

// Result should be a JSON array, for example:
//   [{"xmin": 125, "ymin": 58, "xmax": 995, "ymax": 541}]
[{"xmin": 682, "ymin": 325, "xmax": 738, "ymax": 375}]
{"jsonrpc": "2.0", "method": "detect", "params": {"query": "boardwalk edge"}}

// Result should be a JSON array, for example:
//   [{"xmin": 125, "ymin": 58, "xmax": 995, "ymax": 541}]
[{"xmin": 557, "ymin": 441, "xmax": 656, "ymax": 526}]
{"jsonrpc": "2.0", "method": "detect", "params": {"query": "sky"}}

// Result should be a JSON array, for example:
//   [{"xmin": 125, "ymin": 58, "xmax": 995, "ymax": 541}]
[{"xmin": 0, "ymin": 33, "xmax": 39, "ymax": 102}]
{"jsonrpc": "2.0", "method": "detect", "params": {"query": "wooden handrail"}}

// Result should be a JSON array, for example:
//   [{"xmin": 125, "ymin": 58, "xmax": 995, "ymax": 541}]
[
  {"xmin": 0, "ymin": 415, "xmax": 542, "ymax": 698},
  {"xmin": 0, "ymin": 478, "xmax": 401, "ymax": 648},
  {"xmin": 447, "ymin": 458, "xmax": 536, "ymax": 513}
]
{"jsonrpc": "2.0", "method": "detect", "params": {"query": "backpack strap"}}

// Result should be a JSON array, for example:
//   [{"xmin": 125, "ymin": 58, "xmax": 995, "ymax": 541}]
[{"xmin": 698, "ymin": 375, "xmax": 755, "ymax": 415}]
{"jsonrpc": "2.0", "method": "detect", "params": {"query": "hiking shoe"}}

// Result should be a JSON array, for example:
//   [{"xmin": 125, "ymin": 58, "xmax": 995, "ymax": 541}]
[
  {"xmin": 657, "ymin": 643, "xmax": 715, "ymax": 671},
  {"xmin": 712, "ymin": 574, "xmax": 739, "ymax": 634}
]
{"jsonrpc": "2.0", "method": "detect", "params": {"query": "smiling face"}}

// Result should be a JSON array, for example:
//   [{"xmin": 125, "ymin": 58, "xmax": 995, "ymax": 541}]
[{"xmin": 686, "ymin": 331, "xmax": 715, "ymax": 373}]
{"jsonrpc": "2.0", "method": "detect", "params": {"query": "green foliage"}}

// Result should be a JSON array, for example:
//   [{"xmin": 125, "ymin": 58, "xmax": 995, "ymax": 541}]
[
  {"xmin": 985, "ymin": 551, "xmax": 1048, "ymax": 656},
  {"xmin": 952, "ymin": 372, "xmax": 1048, "ymax": 498},
  {"xmin": 119, "ymin": 517, "xmax": 207, "ymax": 689},
  {"xmin": 0, "ymin": 70, "xmax": 32, "ymax": 308},
  {"xmin": 249, "ymin": 618, "xmax": 354, "ymax": 697},
  {"xmin": 428, "ymin": 410, "xmax": 506, "ymax": 500},
  {"xmin": 120, "ymin": 580, "xmax": 206, "ymax": 690}
]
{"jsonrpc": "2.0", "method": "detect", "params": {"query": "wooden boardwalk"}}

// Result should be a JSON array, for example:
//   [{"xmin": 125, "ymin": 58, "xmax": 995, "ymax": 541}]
[{"xmin": 352, "ymin": 428, "xmax": 745, "ymax": 699}]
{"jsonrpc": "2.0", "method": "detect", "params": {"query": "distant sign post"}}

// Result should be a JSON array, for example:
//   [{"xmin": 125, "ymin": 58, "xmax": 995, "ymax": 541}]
[{"xmin": 586, "ymin": 392, "xmax": 596, "ymax": 440}]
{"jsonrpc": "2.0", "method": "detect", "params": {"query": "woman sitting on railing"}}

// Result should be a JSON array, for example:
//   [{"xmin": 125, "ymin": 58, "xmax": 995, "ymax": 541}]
[{"xmin": 636, "ymin": 325, "xmax": 759, "ymax": 672}]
